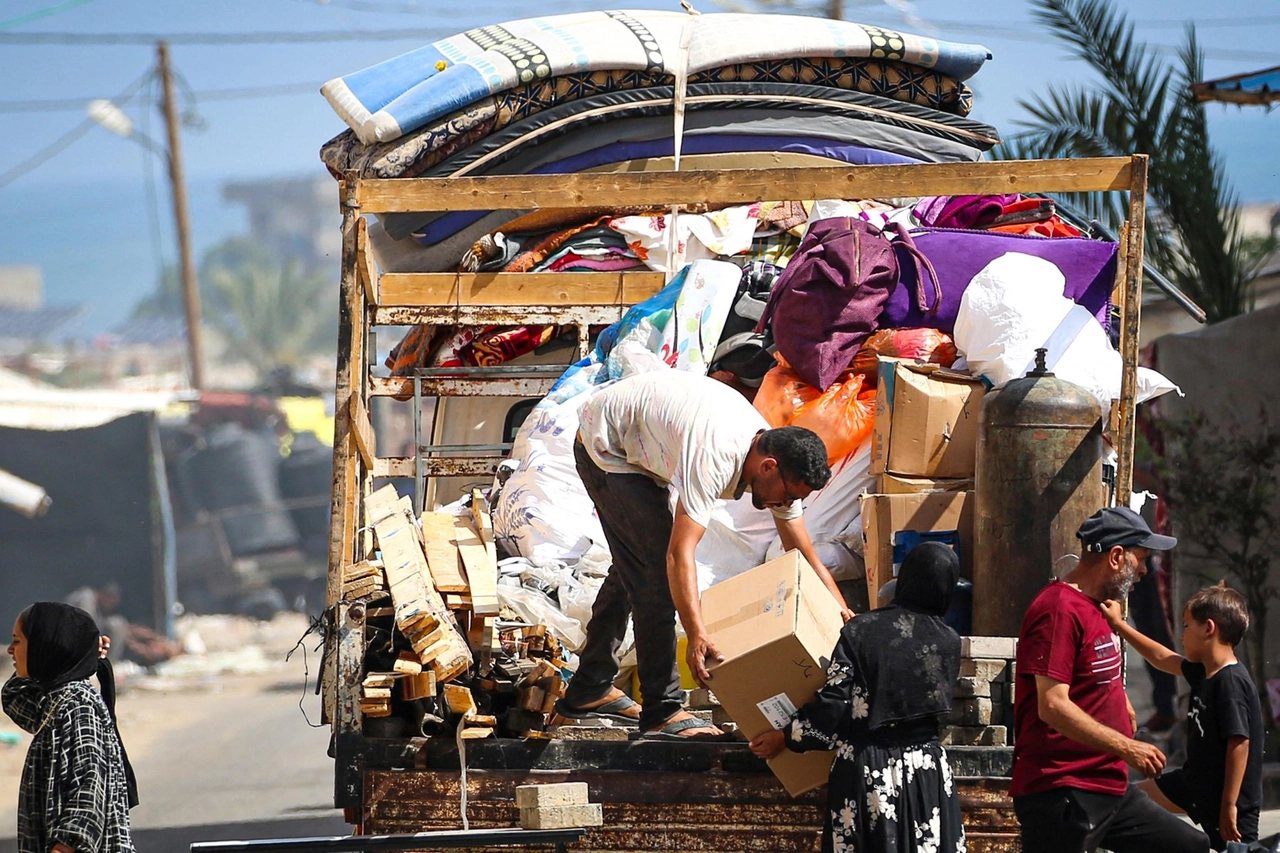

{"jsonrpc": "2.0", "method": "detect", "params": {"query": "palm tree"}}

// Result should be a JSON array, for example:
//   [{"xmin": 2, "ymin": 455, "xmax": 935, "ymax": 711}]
[
  {"xmin": 201, "ymin": 238, "xmax": 336, "ymax": 373},
  {"xmin": 1001, "ymin": 0, "xmax": 1273, "ymax": 323}
]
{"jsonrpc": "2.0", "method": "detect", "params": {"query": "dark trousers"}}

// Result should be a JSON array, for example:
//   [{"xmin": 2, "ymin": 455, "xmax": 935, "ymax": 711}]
[
  {"xmin": 1014, "ymin": 785, "xmax": 1209, "ymax": 853},
  {"xmin": 562, "ymin": 439, "xmax": 683, "ymax": 730},
  {"xmin": 1130, "ymin": 561, "xmax": 1178, "ymax": 718}
]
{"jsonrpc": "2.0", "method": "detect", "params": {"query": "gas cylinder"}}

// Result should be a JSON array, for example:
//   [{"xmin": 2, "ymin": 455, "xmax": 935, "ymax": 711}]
[{"xmin": 972, "ymin": 348, "xmax": 1105, "ymax": 637}]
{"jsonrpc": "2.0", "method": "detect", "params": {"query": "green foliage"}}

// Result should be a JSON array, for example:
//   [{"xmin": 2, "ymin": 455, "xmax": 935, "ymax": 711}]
[
  {"xmin": 201, "ymin": 238, "xmax": 336, "ymax": 372},
  {"xmin": 1158, "ymin": 411, "xmax": 1280, "ymax": 707},
  {"xmin": 999, "ymin": 0, "xmax": 1273, "ymax": 323},
  {"xmin": 128, "ymin": 237, "xmax": 337, "ymax": 377},
  {"xmin": 130, "ymin": 264, "xmax": 185, "ymax": 319}
]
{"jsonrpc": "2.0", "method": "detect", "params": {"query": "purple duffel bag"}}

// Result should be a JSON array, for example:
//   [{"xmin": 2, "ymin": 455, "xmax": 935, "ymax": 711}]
[{"xmin": 880, "ymin": 229, "xmax": 1119, "ymax": 333}]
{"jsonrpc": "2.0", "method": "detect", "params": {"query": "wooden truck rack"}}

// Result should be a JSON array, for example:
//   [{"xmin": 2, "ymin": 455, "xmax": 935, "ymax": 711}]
[{"xmin": 326, "ymin": 156, "xmax": 1151, "ymax": 852}]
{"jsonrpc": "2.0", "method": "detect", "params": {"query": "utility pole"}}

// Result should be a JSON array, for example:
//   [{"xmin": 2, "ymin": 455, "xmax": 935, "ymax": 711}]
[
  {"xmin": 828, "ymin": 0, "xmax": 842, "ymax": 19},
  {"xmin": 156, "ymin": 41, "xmax": 205, "ymax": 392}
]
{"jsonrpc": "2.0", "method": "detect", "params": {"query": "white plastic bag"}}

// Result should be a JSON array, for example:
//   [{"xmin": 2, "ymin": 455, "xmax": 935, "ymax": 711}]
[{"xmin": 955, "ymin": 252, "xmax": 1180, "ymax": 410}]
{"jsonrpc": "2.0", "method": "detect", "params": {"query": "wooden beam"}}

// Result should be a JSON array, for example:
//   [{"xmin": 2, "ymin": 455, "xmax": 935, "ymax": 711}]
[
  {"xmin": 1114, "ymin": 154, "xmax": 1149, "ymax": 506},
  {"xmin": 373, "ymin": 304, "xmax": 628, "ymax": 328},
  {"xmin": 355, "ymin": 216, "xmax": 378, "ymax": 306},
  {"xmin": 355, "ymin": 158, "xmax": 1135, "ymax": 213},
  {"xmin": 348, "ymin": 395, "xmax": 375, "ymax": 468},
  {"xmin": 326, "ymin": 175, "xmax": 364, "ymax": 609},
  {"xmin": 378, "ymin": 271, "xmax": 664, "ymax": 308}
]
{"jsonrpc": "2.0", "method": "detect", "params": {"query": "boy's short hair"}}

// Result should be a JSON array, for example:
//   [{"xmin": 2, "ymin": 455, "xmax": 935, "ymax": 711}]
[{"xmin": 1185, "ymin": 582, "xmax": 1250, "ymax": 646}]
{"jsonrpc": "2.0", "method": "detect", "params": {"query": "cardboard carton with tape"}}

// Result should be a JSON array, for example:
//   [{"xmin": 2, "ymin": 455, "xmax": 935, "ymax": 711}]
[{"xmin": 701, "ymin": 550, "xmax": 845, "ymax": 795}]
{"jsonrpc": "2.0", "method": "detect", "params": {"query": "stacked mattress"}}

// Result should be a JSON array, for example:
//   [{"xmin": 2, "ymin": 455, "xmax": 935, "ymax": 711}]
[{"xmin": 319, "ymin": 10, "xmax": 999, "ymax": 272}]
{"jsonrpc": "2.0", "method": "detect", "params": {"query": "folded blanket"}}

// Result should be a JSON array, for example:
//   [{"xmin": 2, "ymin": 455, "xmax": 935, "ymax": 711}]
[{"xmin": 321, "ymin": 10, "xmax": 991, "ymax": 144}]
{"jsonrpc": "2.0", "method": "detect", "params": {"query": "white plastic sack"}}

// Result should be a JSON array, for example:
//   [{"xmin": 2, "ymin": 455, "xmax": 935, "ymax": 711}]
[
  {"xmin": 696, "ymin": 443, "xmax": 876, "ymax": 589},
  {"xmin": 496, "ymin": 579, "xmax": 588, "ymax": 652},
  {"xmin": 954, "ymin": 252, "xmax": 1180, "ymax": 411},
  {"xmin": 493, "ymin": 392, "xmax": 603, "ymax": 566},
  {"xmin": 762, "ymin": 444, "xmax": 875, "ymax": 581}
]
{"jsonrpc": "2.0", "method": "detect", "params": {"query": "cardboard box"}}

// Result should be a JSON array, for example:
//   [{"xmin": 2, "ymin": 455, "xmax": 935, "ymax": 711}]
[
  {"xmin": 860, "ymin": 491, "xmax": 973, "ymax": 606},
  {"xmin": 876, "ymin": 474, "xmax": 974, "ymax": 495},
  {"xmin": 871, "ymin": 360, "xmax": 985, "ymax": 478},
  {"xmin": 702, "ymin": 550, "xmax": 844, "ymax": 796}
]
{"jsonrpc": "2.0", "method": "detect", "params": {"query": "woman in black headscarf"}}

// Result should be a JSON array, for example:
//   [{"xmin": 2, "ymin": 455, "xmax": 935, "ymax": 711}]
[
  {"xmin": 5, "ymin": 602, "xmax": 138, "ymax": 853},
  {"xmin": 751, "ymin": 542, "xmax": 965, "ymax": 853}
]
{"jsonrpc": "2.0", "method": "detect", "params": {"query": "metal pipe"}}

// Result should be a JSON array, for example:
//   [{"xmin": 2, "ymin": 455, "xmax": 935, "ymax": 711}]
[{"xmin": 1049, "ymin": 198, "xmax": 1208, "ymax": 325}]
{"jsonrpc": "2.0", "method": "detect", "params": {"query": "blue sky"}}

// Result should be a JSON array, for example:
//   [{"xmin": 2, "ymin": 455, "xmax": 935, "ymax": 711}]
[{"xmin": 0, "ymin": 0, "xmax": 1275, "ymax": 332}]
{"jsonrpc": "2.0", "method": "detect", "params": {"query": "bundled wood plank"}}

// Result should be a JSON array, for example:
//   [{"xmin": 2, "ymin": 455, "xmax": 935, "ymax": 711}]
[
  {"xmin": 401, "ymin": 671, "xmax": 436, "ymax": 701},
  {"xmin": 392, "ymin": 652, "xmax": 423, "ymax": 675},
  {"xmin": 453, "ymin": 514, "xmax": 499, "ymax": 616},
  {"xmin": 366, "ymin": 484, "xmax": 472, "ymax": 681},
  {"xmin": 443, "ymin": 684, "xmax": 477, "ymax": 718},
  {"xmin": 342, "ymin": 559, "xmax": 388, "ymax": 601},
  {"xmin": 420, "ymin": 512, "xmax": 471, "ymax": 593}
]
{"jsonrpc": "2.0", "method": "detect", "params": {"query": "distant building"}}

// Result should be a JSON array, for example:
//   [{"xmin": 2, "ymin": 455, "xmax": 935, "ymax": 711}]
[
  {"xmin": 0, "ymin": 266, "xmax": 42, "ymax": 310},
  {"xmin": 0, "ymin": 266, "xmax": 85, "ymax": 355},
  {"xmin": 222, "ymin": 176, "xmax": 341, "ymax": 272}
]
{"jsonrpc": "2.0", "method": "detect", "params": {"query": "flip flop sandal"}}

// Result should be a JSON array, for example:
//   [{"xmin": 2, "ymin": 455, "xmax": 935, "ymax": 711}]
[
  {"xmin": 629, "ymin": 715, "xmax": 734, "ymax": 742},
  {"xmin": 553, "ymin": 695, "xmax": 641, "ymax": 726}
]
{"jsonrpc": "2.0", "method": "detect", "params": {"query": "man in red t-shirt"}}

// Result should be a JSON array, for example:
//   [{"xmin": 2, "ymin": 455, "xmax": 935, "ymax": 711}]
[{"xmin": 1011, "ymin": 507, "xmax": 1208, "ymax": 853}]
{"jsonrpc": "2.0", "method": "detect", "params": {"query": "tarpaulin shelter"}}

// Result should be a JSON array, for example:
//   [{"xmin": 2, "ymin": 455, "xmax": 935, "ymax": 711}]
[{"xmin": 0, "ymin": 386, "xmax": 185, "ymax": 639}]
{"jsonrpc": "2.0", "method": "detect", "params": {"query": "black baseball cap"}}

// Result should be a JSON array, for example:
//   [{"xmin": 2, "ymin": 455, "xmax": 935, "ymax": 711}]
[{"xmin": 1077, "ymin": 507, "xmax": 1177, "ymax": 553}]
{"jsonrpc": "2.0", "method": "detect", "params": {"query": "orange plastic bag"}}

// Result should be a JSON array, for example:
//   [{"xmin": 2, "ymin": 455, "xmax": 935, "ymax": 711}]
[{"xmin": 754, "ymin": 356, "xmax": 876, "ymax": 464}]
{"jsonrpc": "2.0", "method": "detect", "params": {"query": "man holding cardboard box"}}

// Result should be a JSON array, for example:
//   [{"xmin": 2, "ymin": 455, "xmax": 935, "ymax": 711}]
[{"xmin": 556, "ymin": 370, "xmax": 851, "ymax": 740}]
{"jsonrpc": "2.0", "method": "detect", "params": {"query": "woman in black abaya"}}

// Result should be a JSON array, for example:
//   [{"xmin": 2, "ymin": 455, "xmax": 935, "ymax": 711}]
[
  {"xmin": 5, "ymin": 602, "xmax": 138, "ymax": 853},
  {"xmin": 751, "ymin": 542, "xmax": 965, "ymax": 853}
]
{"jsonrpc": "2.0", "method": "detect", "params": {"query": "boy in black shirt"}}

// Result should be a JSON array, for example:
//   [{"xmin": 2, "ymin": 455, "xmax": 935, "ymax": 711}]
[{"xmin": 1103, "ymin": 582, "xmax": 1264, "ymax": 849}]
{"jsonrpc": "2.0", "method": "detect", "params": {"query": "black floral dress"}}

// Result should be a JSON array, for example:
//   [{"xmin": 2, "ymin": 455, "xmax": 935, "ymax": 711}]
[{"xmin": 784, "ymin": 611, "xmax": 966, "ymax": 853}]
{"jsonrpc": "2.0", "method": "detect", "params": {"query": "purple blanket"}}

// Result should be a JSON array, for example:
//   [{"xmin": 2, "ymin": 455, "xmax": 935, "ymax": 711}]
[{"xmin": 881, "ymin": 229, "xmax": 1118, "ymax": 332}]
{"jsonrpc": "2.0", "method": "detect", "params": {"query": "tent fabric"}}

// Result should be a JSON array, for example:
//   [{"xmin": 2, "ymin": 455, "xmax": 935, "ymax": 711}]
[
  {"xmin": 1192, "ymin": 65, "xmax": 1280, "ymax": 105},
  {"xmin": 0, "ymin": 413, "xmax": 163, "ymax": 636},
  {"xmin": 321, "ymin": 10, "xmax": 991, "ymax": 143}
]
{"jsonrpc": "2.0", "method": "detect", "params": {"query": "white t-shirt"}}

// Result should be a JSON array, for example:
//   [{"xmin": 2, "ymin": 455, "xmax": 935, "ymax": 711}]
[{"xmin": 577, "ymin": 370, "xmax": 803, "ymax": 528}]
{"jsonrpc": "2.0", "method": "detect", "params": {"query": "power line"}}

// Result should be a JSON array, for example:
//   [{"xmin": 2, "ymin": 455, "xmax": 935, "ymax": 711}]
[
  {"xmin": 0, "ymin": 81, "xmax": 322, "ymax": 113},
  {"xmin": 0, "ymin": 69, "xmax": 152, "ymax": 190},
  {"xmin": 0, "ymin": 0, "xmax": 94, "ymax": 31},
  {"xmin": 0, "ymin": 28, "xmax": 446, "ymax": 45}
]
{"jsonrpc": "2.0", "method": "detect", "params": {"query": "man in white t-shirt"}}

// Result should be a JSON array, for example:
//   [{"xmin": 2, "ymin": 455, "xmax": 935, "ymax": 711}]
[{"xmin": 555, "ymin": 370, "xmax": 851, "ymax": 740}]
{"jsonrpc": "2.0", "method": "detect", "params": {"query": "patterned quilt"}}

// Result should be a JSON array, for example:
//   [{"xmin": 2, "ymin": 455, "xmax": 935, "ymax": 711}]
[
  {"xmin": 321, "ymin": 58, "xmax": 976, "ymax": 181},
  {"xmin": 321, "ymin": 10, "xmax": 991, "ymax": 144}
]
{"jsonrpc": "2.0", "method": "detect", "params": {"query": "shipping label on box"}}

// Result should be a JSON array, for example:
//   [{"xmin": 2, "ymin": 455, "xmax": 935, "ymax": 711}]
[
  {"xmin": 871, "ymin": 359, "xmax": 986, "ymax": 479},
  {"xmin": 860, "ymin": 491, "xmax": 974, "ymax": 607},
  {"xmin": 702, "ymin": 550, "xmax": 844, "ymax": 796}
]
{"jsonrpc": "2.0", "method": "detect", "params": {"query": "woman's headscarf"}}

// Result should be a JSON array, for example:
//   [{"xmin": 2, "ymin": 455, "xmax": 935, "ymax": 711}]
[
  {"xmin": 894, "ymin": 541, "xmax": 961, "ymax": 617},
  {"xmin": 20, "ymin": 602, "xmax": 139, "ymax": 808},
  {"xmin": 844, "ymin": 543, "xmax": 962, "ymax": 730}
]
